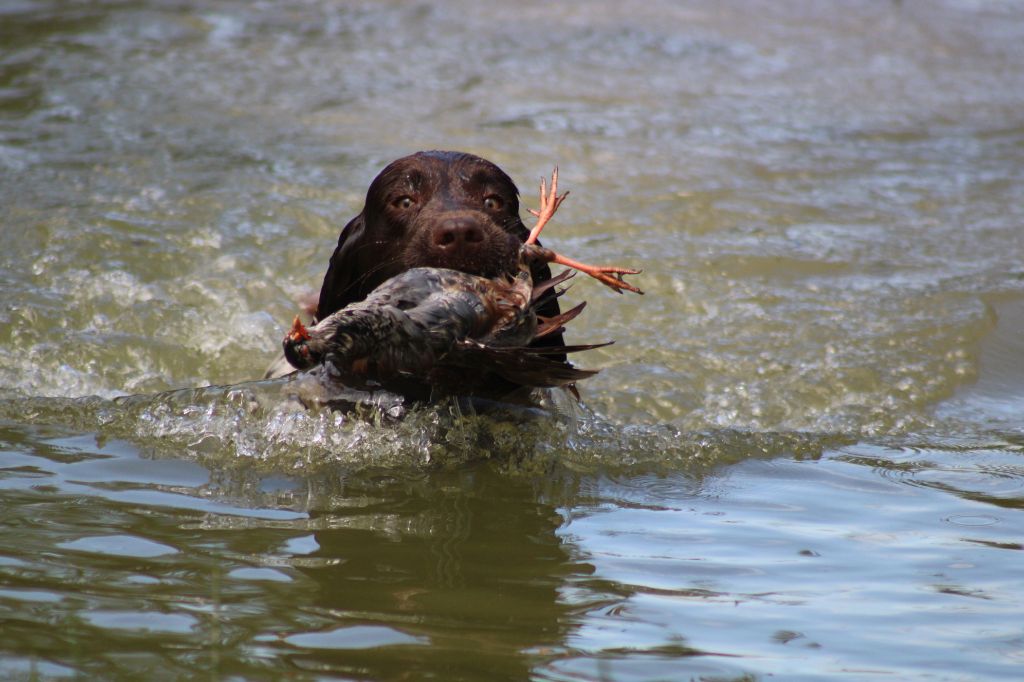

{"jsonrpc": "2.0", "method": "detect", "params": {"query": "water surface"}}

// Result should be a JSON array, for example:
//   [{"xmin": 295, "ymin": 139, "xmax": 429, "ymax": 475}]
[{"xmin": 2, "ymin": 1, "xmax": 1023, "ymax": 679}]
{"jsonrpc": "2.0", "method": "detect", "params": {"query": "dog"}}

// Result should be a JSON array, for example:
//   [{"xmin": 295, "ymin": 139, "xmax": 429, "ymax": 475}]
[{"xmin": 267, "ymin": 151, "xmax": 566, "ymax": 400}]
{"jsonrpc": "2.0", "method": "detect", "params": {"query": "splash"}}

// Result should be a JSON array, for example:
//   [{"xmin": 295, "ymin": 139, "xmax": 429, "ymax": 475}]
[{"xmin": 0, "ymin": 365, "xmax": 845, "ymax": 480}]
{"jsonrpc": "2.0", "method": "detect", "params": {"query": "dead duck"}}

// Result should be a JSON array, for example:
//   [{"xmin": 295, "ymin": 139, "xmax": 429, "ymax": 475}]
[{"xmin": 283, "ymin": 169, "xmax": 641, "ymax": 402}]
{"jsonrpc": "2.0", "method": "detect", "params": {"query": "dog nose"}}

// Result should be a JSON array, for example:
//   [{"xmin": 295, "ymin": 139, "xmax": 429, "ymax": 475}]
[{"xmin": 431, "ymin": 217, "xmax": 486, "ymax": 250}]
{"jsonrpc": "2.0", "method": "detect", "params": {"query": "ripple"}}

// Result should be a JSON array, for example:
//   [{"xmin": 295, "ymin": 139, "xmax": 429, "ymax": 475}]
[
  {"xmin": 284, "ymin": 625, "xmax": 428, "ymax": 650},
  {"xmin": 0, "ymin": 588, "xmax": 64, "ymax": 603},
  {"xmin": 81, "ymin": 610, "xmax": 197, "ymax": 634},
  {"xmin": 57, "ymin": 534, "xmax": 178, "ymax": 558},
  {"xmin": 944, "ymin": 514, "xmax": 1000, "ymax": 527},
  {"xmin": 836, "ymin": 441, "xmax": 1024, "ymax": 509},
  {"xmin": 0, "ymin": 658, "xmax": 76, "ymax": 680},
  {"xmin": 228, "ymin": 567, "xmax": 293, "ymax": 582}
]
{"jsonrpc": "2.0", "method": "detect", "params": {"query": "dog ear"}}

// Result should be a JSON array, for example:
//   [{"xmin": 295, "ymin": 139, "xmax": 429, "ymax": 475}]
[{"xmin": 316, "ymin": 212, "xmax": 367, "ymax": 321}]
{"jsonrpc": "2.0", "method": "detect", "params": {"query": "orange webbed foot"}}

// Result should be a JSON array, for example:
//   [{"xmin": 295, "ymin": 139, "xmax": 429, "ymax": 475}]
[
  {"xmin": 524, "ymin": 167, "xmax": 643, "ymax": 295},
  {"xmin": 551, "ymin": 254, "xmax": 643, "ymax": 295}
]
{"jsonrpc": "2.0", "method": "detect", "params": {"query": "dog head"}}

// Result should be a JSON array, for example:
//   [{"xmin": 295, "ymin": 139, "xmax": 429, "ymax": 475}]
[{"xmin": 317, "ymin": 151, "xmax": 540, "ymax": 321}]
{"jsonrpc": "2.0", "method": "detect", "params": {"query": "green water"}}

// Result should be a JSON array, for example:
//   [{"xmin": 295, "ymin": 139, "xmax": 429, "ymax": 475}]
[{"xmin": 2, "ymin": 1, "xmax": 1023, "ymax": 679}]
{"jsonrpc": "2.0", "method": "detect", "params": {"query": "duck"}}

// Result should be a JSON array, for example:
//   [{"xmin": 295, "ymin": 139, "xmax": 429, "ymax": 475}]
[{"xmin": 282, "ymin": 169, "xmax": 642, "ymax": 402}]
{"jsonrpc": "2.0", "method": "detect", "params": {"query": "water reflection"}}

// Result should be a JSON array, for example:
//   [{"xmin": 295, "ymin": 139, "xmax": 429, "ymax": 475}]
[
  {"xmin": 2, "ymin": 399, "xmax": 1024, "ymax": 678},
  {"xmin": 287, "ymin": 467, "xmax": 584, "ymax": 678},
  {"xmin": 0, "ymin": 416, "xmax": 587, "ymax": 678}
]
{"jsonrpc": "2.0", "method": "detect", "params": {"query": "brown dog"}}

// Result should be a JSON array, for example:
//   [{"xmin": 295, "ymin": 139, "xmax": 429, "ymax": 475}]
[{"xmin": 268, "ymin": 151, "xmax": 566, "ymax": 399}]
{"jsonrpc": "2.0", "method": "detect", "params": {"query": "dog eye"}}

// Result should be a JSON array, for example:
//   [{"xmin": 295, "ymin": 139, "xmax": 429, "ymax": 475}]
[
  {"xmin": 392, "ymin": 196, "xmax": 414, "ymax": 209},
  {"xmin": 483, "ymin": 195, "xmax": 503, "ymax": 211}
]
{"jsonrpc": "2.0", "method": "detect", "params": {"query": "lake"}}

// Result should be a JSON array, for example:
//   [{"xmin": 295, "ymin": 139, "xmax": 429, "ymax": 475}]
[{"xmin": 1, "ymin": 1, "xmax": 1023, "ymax": 679}]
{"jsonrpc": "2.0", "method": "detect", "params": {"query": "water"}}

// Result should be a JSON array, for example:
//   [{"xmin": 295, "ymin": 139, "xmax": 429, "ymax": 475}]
[{"xmin": 2, "ymin": 0, "xmax": 1023, "ymax": 679}]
